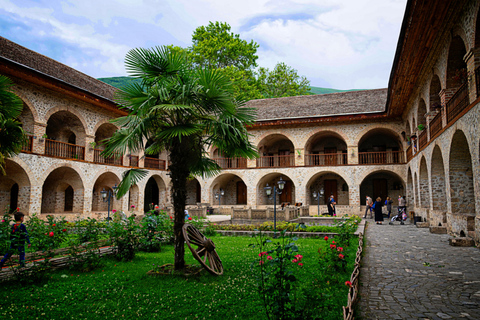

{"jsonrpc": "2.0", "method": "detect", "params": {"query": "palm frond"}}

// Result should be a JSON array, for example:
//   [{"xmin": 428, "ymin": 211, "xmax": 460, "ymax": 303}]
[
  {"xmin": 116, "ymin": 169, "xmax": 148, "ymax": 198},
  {"xmin": 190, "ymin": 157, "xmax": 222, "ymax": 178},
  {"xmin": 0, "ymin": 75, "xmax": 23, "ymax": 120}
]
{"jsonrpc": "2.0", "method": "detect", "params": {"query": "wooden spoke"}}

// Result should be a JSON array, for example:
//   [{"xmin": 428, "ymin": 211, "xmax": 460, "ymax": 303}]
[{"xmin": 182, "ymin": 223, "xmax": 224, "ymax": 276}]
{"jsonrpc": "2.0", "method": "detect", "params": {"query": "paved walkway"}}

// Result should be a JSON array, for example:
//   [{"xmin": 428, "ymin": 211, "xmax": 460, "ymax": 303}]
[{"xmin": 359, "ymin": 220, "xmax": 480, "ymax": 319}]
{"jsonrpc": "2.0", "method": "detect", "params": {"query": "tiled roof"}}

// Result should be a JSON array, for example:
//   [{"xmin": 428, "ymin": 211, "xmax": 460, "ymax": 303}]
[
  {"xmin": 0, "ymin": 36, "xmax": 117, "ymax": 101},
  {"xmin": 246, "ymin": 88, "xmax": 387, "ymax": 121}
]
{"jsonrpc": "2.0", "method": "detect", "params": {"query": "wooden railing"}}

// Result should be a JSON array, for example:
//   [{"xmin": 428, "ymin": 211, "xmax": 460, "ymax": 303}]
[
  {"xmin": 45, "ymin": 139, "xmax": 85, "ymax": 160},
  {"xmin": 406, "ymin": 145, "xmax": 413, "ymax": 162},
  {"xmin": 429, "ymin": 111, "xmax": 443, "ymax": 139},
  {"xmin": 144, "ymin": 157, "xmax": 166, "ymax": 170},
  {"xmin": 21, "ymin": 134, "xmax": 34, "ymax": 153},
  {"xmin": 93, "ymin": 149, "xmax": 123, "ymax": 166},
  {"xmin": 304, "ymin": 153, "xmax": 347, "ymax": 166},
  {"xmin": 256, "ymin": 155, "xmax": 294, "ymax": 168},
  {"xmin": 418, "ymin": 130, "xmax": 428, "ymax": 150},
  {"xmin": 446, "ymin": 82, "xmax": 469, "ymax": 123},
  {"xmin": 358, "ymin": 151, "xmax": 404, "ymax": 165},
  {"xmin": 213, "ymin": 157, "xmax": 247, "ymax": 169},
  {"xmin": 129, "ymin": 155, "xmax": 139, "ymax": 167}
]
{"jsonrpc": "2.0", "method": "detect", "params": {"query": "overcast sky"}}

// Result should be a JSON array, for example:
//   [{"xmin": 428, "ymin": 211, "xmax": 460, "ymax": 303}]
[{"xmin": 0, "ymin": 0, "xmax": 407, "ymax": 90}]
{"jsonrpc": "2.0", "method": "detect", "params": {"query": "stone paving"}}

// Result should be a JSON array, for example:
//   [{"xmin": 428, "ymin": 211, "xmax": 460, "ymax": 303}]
[{"xmin": 359, "ymin": 219, "xmax": 480, "ymax": 319}]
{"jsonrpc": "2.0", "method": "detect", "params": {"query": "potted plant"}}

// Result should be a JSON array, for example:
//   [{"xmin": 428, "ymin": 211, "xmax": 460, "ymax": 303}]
[
  {"xmin": 296, "ymin": 149, "xmax": 301, "ymax": 157},
  {"xmin": 39, "ymin": 133, "xmax": 48, "ymax": 142},
  {"xmin": 417, "ymin": 124, "xmax": 425, "ymax": 131},
  {"xmin": 89, "ymin": 141, "xmax": 97, "ymax": 150}
]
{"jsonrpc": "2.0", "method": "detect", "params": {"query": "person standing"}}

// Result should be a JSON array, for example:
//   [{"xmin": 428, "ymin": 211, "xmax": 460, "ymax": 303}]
[
  {"xmin": 327, "ymin": 194, "xmax": 336, "ymax": 216},
  {"xmin": 385, "ymin": 196, "xmax": 393, "ymax": 218},
  {"xmin": 364, "ymin": 195, "xmax": 373, "ymax": 219},
  {"xmin": 398, "ymin": 195, "xmax": 406, "ymax": 215},
  {"xmin": 0, "ymin": 212, "xmax": 31, "ymax": 268},
  {"xmin": 374, "ymin": 197, "xmax": 384, "ymax": 224}
]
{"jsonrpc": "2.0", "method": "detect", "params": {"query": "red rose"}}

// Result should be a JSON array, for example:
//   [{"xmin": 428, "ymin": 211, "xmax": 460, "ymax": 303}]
[
  {"xmin": 338, "ymin": 254, "xmax": 344, "ymax": 259},
  {"xmin": 16, "ymin": 207, "xmax": 19, "ymax": 212},
  {"xmin": 53, "ymin": 224, "xmax": 56, "ymax": 227},
  {"xmin": 49, "ymin": 231, "xmax": 54, "ymax": 237},
  {"xmin": 324, "ymin": 236, "xmax": 328, "ymax": 241},
  {"xmin": 169, "ymin": 216, "xmax": 173, "ymax": 219},
  {"xmin": 345, "ymin": 281, "xmax": 352, "ymax": 287},
  {"xmin": 188, "ymin": 217, "xmax": 192, "ymax": 220},
  {"xmin": 62, "ymin": 229, "xmax": 67, "ymax": 232}
]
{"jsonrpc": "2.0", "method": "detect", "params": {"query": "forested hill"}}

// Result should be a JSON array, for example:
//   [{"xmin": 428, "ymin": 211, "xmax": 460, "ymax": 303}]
[{"xmin": 97, "ymin": 76, "xmax": 361, "ymax": 96}]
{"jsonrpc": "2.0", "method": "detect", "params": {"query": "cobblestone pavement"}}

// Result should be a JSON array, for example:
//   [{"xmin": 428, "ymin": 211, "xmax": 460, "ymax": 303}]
[{"xmin": 358, "ymin": 220, "xmax": 480, "ymax": 319}]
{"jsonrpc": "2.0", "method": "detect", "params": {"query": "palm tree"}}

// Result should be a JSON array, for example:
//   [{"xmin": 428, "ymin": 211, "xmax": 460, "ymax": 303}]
[
  {"xmin": 0, "ymin": 75, "xmax": 25, "ymax": 174},
  {"xmin": 103, "ymin": 46, "xmax": 257, "ymax": 270}
]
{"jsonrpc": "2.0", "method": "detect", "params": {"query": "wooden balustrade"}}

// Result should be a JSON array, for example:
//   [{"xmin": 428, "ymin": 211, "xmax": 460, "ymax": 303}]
[
  {"xmin": 45, "ymin": 139, "xmax": 85, "ymax": 160},
  {"xmin": 358, "ymin": 151, "xmax": 404, "ymax": 165},
  {"xmin": 406, "ymin": 145, "xmax": 413, "ymax": 162},
  {"xmin": 446, "ymin": 82, "xmax": 469, "ymax": 123},
  {"xmin": 256, "ymin": 155, "xmax": 294, "ymax": 168},
  {"xmin": 93, "ymin": 149, "xmax": 123, "ymax": 166},
  {"xmin": 129, "ymin": 155, "xmax": 139, "ymax": 167},
  {"xmin": 21, "ymin": 134, "xmax": 34, "ymax": 153},
  {"xmin": 304, "ymin": 153, "xmax": 347, "ymax": 166},
  {"xmin": 418, "ymin": 130, "xmax": 428, "ymax": 150},
  {"xmin": 144, "ymin": 157, "xmax": 166, "ymax": 170},
  {"xmin": 429, "ymin": 111, "xmax": 443, "ymax": 139},
  {"xmin": 213, "ymin": 157, "xmax": 247, "ymax": 169}
]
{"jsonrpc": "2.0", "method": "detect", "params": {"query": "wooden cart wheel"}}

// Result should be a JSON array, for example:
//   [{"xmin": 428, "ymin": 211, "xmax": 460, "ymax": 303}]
[{"xmin": 182, "ymin": 224, "xmax": 223, "ymax": 276}]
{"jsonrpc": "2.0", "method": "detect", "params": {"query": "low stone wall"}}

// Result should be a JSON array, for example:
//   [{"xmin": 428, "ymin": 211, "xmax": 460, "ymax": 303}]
[
  {"xmin": 447, "ymin": 212, "xmax": 475, "ymax": 237},
  {"xmin": 430, "ymin": 209, "xmax": 447, "ymax": 227}
]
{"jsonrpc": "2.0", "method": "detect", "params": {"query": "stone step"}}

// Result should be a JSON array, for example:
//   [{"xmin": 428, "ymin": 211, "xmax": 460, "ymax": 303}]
[
  {"xmin": 429, "ymin": 226, "xmax": 447, "ymax": 234},
  {"xmin": 449, "ymin": 237, "xmax": 475, "ymax": 247}
]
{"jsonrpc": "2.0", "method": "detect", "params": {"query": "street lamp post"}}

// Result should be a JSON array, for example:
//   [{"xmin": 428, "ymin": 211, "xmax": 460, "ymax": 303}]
[
  {"xmin": 264, "ymin": 177, "xmax": 286, "ymax": 233},
  {"xmin": 215, "ymin": 188, "xmax": 225, "ymax": 206},
  {"xmin": 312, "ymin": 188, "xmax": 325, "ymax": 215},
  {"xmin": 101, "ymin": 184, "xmax": 118, "ymax": 221}
]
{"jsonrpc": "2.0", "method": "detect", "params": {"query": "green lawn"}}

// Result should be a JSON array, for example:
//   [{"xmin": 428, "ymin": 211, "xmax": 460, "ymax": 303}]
[{"xmin": 1, "ymin": 235, "xmax": 357, "ymax": 319}]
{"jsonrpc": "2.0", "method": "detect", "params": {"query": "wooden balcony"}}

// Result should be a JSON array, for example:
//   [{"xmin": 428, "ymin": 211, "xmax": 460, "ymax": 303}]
[
  {"xmin": 304, "ymin": 153, "xmax": 347, "ymax": 166},
  {"xmin": 21, "ymin": 134, "xmax": 33, "ymax": 153},
  {"xmin": 45, "ymin": 139, "xmax": 85, "ymax": 160},
  {"xmin": 213, "ymin": 157, "xmax": 247, "ymax": 169},
  {"xmin": 256, "ymin": 155, "xmax": 294, "ymax": 168},
  {"xmin": 429, "ymin": 111, "xmax": 443, "ymax": 139},
  {"xmin": 144, "ymin": 157, "xmax": 166, "ymax": 170},
  {"xmin": 358, "ymin": 151, "xmax": 404, "ymax": 165},
  {"xmin": 446, "ymin": 82, "xmax": 469, "ymax": 123},
  {"xmin": 406, "ymin": 145, "xmax": 413, "ymax": 162},
  {"xmin": 128, "ymin": 155, "xmax": 139, "ymax": 167},
  {"xmin": 418, "ymin": 130, "xmax": 428, "ymax": 150},
  {"xmin": 93, "ymin": 149, "xmax": 123, "ymax": 166}
]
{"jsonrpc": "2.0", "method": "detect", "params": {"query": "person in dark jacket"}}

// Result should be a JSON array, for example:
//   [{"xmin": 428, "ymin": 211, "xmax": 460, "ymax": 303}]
[
  {"xmin": 374, "ymin": 197, "xmax": 384, "ymax": 224},
  {"xmin": 385, "ymin": 197, "xmax": 393, "ymax": 218},
  {"xmin": 0, "ymin": 212, "xmax": 31, "ymax": 268}
]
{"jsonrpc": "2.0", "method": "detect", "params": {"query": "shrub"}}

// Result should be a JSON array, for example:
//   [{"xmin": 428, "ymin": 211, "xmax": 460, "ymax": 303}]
[{"xmin": 108, "ymin": 216, "xmax": 140, "ymax": 261}]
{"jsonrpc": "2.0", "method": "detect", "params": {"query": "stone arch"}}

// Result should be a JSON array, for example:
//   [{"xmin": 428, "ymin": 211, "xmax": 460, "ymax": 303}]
[
  {"xmin": 91, "ymin": 172, "xmax": 122, "ymax": 212},
  {"xmin": 304, "ymin": 131, "xmax": 348, "ymax": 166},
  {"xmin": 18, "ymin": 101, "xmax": 35, "ymax": 135},
  {"xmin": 94, "ymin": 122, "xmax": 118, "ymax": 149},
  {"xmin": 257, "ymin": 134, "xmax": 295, "ymax": 168},
  {"xmin": 449, "ymin": 130, "xmax": 475, "ymax": 214},
  {"xmin": 210, "ymin": 173, "xmax": 247, "ymax": 206},
  {"xmin": 446, "ymin": 35, "xmax": 468, "ymax": 90},
  {"xmin": 429, "ymin": 74, "xmax": 442, "ymax": 110},
  {"xmin": 414, "ymin": 172, "xmax": 419, "ymax": 208},
  {"xmin": 256, "ymin": 173, "xmax": 295, "ymax": 206},
  {"xmin": 45, "ymin": 110, "xmax": 88, "ymax": 152},
  {"xmin": 431, "ymin": 145, "xmax": 446, "ymax": 211},
  {"xmin": 405, "ymin": 120, "xmax": 411, "ymax": 139},
  {"xmin": 93, "ymin": 118, "xmax": 119, "ymax": 135},
  {"xmin": 0, "ymin": 160, "xmax": 31, "ymax": 215},
  {"xmin": 41, "ymin": 166, "xmax": 84, "ymax": 214},
  {"xmin": 417, "ymin": 99, "xmax": 427, "ymax": 128},
  {"xmin": 358, "ymin": 128, "xmax": 403, "ymax": 164},
  {"xmin": 10, "ymin": 89, "xmax": 40, "ymax": 124},
  {"xmin": 45, "ymin": 106, "xmax": 89, "ymax": 136},
  {"xmin": 359, "ymin": 170, "xmax": 405, "ymax": 205},
  {"xmin": 419, "ymin": 156, "xmax": 429, "ymax": 208},
  {"xmin": 186, "ymin": 178, "xmax": 201, "ymax": 205},
  {"xmin": 254, "ymin": 131, "xmax": 297, "ymax": 149},
  {"xmin": 305, "ymin": 171, "xmax": 349, "ymax": 207},
  {"xmin": 144, "ymin": 175, "xmax": 167, "ymax": 212},
  {"xmin": 406, "ymin": 167, "xmax": 414, "ymax": 208},
  {"xmin": 451, "ymin": 25, "xmax": 471, "ymax": 54}
]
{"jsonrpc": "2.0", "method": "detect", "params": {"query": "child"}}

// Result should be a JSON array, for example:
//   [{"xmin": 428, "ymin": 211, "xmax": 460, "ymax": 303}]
[{"xmin": 0, "ymin": 212, "xmax": 31, "ymax": 269}]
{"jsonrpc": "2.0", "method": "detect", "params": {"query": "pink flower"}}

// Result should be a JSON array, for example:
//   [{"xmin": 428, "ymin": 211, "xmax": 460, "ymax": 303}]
[
  {"xmin": 131, "ymin": 205, "xmax": 135, "ymax": 208},
  {"xmin": 267, "ymin": 256, "xmax": 273, "ymax": 260},
  {"xmin": 259, "ymin": 260, "xmax": 264, "ymax": 265},
  {"xmin": 330, "ymin": 244, "xmax": 336, "ymax": 249},
  {"xmin": 292, "ymin": 259, "xmax": 298, "ymax": 263},
  {"xmin": 49, "ymin": 231, "xmax": 54, "ymax": 237},
  {"xmin": 338, "ymin": 254, "xmax": 344, "ymax": 259},
  {"xmin": 294, "ymin": 254, "xmax": 303, "ymax": 260},
  {"xmin": 258, "ymin": 251, "xmax": 267, "ymax": 257},
  {"xmin": 112, "ymin": 209, "xmax": 117, "ymax": 213},
  {"xmin": 345, "ymin": 281, "xmax": 352, "ymax": 287},
  {"xmin": 188, "ymin": 217, "xmax": 192, "ymax": 220},
  {"xmin": 332, "ymin": 241, "xmax": 335, "ymax": 244},
  {"xmin": 298, "ymin": 262, "xmax": 303, "ymax": 267},
  {"xmin": 337, "ymin": 247, "xmax": 344, "ymax": 252},
  {"xmin": 324, "ymin": 236, "xmax": 328, "ymax": 241},
  {"xmin": 1, "ymin": 220, "xmax": 4, "ymax": 223}
]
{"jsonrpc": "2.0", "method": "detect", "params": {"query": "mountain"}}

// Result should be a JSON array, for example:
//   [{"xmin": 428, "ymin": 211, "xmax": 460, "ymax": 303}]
[{"xmin": 97, "ymin": 77, "xmax": 362, "ymax": 95}]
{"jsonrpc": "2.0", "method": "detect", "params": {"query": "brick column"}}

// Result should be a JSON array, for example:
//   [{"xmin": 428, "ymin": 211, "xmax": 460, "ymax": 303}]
[
  {"xmin": 33, "ymin": 122, "xmax": 46, "ymax": 154},
  {"xmin": 347, "ymin": 146, "xmax": 358, "ymax": 165},
  {"xmin": 295, "ymin": 148, "xmax": 304, "ymax": 166},
  {"xmin": 85, "ymin": 135, "xmax": 95, "ymax": 162},
  {"xmin": 247, "ymin": 158, "xmax": 256, "ymax": 168},
  {"xmin": 464, "ymin": 48, "xmax": 480, "ymax": 103}
]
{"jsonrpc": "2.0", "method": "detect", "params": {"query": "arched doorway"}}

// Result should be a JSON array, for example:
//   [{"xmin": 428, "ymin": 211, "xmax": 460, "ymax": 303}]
[
  {"xmin": 91, "ymin": 172, "xmax": 121, "ymax": 212},
  {"xmin": 45, "ymin": 111, "xmax": 87, "ymax": 160},
  {"xmin": 0, "ymin": 160, "xmax": 31, "ymax": 214},
  {"xmin": 360, "ymin": 171, "xmax": 405, "ymax": 205},
  {"xmin": 144, "ymin": 175, "xmax": 167, "ymax": 212},
  {"xmin": 41, "ymin": 167, "xmax": 84, "ymax": 214},
  {"xmin": 306, "ymin": 172, "xmax": 349, "ymax": 215},
  {"xmin": 431, "ymin": 146, "xmax": 446, "ymax": 211},
  {"xmin": 256, "ymin": 173, "xmax": 295, "ymax": 207},
  {"xmin": 186, "ymin": 178, "xmax": 201, "ymax": 205},
  {"xmin": 406, "ymin": 167, "xmax": 414, "ymax": 208},
  {"xmin": 419, "ymin": 157, "xmax": 429, "ymax": 208},
  {"xmin": 210, "ymin": 174, "xmax": 247, "ymax": 206},
  {"xmin": 257, "ymin": 134, "xmax": 295, "ymax": 168}
]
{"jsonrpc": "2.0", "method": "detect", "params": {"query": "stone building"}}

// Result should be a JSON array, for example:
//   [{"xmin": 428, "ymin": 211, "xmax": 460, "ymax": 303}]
[{"xmin": 1, "ymin": 0, "xmax": 480, "ymax": 242}]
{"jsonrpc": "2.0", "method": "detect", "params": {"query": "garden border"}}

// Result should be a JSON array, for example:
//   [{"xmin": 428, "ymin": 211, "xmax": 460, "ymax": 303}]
[{"xmin": 342, "ymin": 232, "xmax": 363, "ymax": 320}]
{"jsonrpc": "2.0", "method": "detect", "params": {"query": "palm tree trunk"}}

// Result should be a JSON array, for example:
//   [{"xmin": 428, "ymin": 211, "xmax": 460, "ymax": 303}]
[{"xmin": 169, "ymin": 139, "xmax": 191, "ymax": 270}]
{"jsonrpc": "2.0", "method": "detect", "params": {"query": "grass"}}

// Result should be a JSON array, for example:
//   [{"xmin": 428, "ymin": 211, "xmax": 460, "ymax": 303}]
[{"xmin": 1, "ymin": 235, "xmax": 358, "ymax": 319}]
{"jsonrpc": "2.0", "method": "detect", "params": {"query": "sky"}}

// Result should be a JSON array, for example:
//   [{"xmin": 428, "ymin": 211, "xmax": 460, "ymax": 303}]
[{"xmin": 0, "ymin": 0, "xmax": 407, "ymax": 90}]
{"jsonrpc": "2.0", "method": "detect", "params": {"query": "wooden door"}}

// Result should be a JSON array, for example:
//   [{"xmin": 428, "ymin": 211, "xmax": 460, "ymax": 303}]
[
  {"xmin": 196, "ymin": 180, "xmax": 201, "ymax": 203},
  {"xmin": 236, "ymin": 181, "xmax": 247, "ymax": 205},
  {"xmin": 373, "ymin": 179, "xmax": 388, "ymax": 201},
  {"xmin": 279, "ymin": 180, "xmax": 292, "ymax": 204},
  {"xmin": 324, "ymin": 148, "xmax": 337, "ymax": 166},
  {"xmin": 324, "ymin": 180, "xmax": 337, "ymax": 204}
]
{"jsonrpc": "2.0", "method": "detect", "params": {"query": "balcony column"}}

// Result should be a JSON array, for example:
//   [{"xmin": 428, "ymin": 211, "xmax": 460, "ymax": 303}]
[
  {"xmin": 349, "ymin": 184, "xmax": 360, "ymax": 207},
  {"xmin": 295, "ymin": 148, "xmax": 304, "ymax": 166},
  {"xmin": 28, "ymin": 185, "xmax": 43, "ymax": 216},
  {"xmin": 33, "ymin": 122, "xmax": 46, "ymax": 154},
  {"xmin": 247, "ymin": 158, "xmax": 256, "ymax": 168},
  {"xmin": 464, "ymin": 47, "xmax": 480, "ymax": 104},
  {"xmin": 438, "ymin": 89, "xmax": 449, "ymax": 128},
  {"xmin": 85, "ymin": 135, "xmax": 95, "ymax": 162},
  {"xmin": 348, "ymin": 146, "xmax": 358, "ymax": 164}
]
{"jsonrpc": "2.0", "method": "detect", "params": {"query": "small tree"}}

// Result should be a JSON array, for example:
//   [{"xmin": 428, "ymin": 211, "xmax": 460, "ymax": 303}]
[{"xmin": 103, "ymin": 46, "xmax": 257, "ymax": 270}]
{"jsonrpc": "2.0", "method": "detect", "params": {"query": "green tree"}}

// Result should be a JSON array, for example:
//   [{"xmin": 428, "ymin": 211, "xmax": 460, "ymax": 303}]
[
  {"xmin": 0, "ymin": 75, "xmax": 26, "ymax": 174},
  {"xmin": 190, "ymin": 21, "xmax": 259, "ymax": 70},
  {"xmin": 257, "ymin": 62, "xmax": 311, "ymax": 98},
  {"xmin": 103, "ymin": 46, "xmax": 257, "ymax": 270}
]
